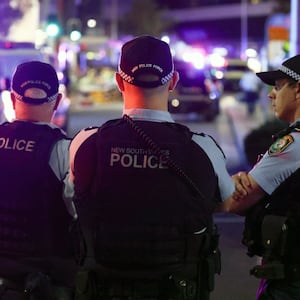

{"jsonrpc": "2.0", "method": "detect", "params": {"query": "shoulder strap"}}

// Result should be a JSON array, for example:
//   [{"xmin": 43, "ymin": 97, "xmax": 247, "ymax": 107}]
[{"xmin": 272, "ymin": 121, "xmax": 300, "ymax": 140}]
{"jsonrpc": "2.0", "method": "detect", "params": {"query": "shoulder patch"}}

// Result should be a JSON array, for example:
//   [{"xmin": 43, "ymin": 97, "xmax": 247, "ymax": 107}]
[{"xmin": 268, "ymin": 134, "xmax": 294, "ymax": 155}]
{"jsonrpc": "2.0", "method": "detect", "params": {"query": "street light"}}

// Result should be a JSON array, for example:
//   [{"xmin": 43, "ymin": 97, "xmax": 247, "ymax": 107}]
[
  {"xmin": 70, "ymin": 30, "xmax": 82, "ymax": 42},
  {"xmin": 87, "ymin": 18, "xmax": 97, "ymax": 28},
  {"xmin": 46, "ymin": 23, "xmax": 60, "ymax": 37},
  {"xmin": 67, "ymin": 18, "xmax": 82, "ymax": 42},
  {"xmin": 46, "ymin": 15, "xmax": 61, "ymax": 38}
]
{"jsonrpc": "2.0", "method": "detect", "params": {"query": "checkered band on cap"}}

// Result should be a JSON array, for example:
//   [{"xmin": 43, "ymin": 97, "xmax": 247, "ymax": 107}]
[
  {"xmin": 118, "ymin": 67, "xmax": 134, "ymax": 84},
  {"xmin": 280, "ymin": 65, "xmax": 300, "ymax": 81},
  {"xmin": 161, "ymin": 71, "xmax": 174, "ymax": 84},
  {"xmin": 12, "ymin": 90, "xmax": 58, "ymax": 104}
]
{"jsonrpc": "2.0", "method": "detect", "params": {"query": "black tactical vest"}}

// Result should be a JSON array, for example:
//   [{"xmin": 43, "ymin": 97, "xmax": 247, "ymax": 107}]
[
  {"xmin": 0, "ymin": 121, "xmax": 72, "ymax": 258},
  {"xmin": 78, "ymin": 118, "xmax": 220, "ymax": 271}
]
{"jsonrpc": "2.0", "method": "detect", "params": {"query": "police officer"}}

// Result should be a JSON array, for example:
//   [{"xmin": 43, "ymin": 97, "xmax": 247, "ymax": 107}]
[
  {"xmin": 0, "ymin": 61, "xmax": 77, "ymax": 300},
  {"xmin": 69, "ymin": 35, "xmax": 234, "ymax": 300},
  {"xmin": 229, "ymin": 54, "xmax": 300, "ymax": 299},
  {"xmin": 239, "ymin": 68, "xmax": 261, "ymax": 115}
]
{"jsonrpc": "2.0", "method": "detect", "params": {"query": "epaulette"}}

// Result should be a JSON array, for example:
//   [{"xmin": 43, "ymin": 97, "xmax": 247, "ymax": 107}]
[
  {"xmin": 272, "ymin": 121, "xmax": 300, "ymax": 140},
  {"xmin": 192, "ymin": 131, "xmax": 226, "ymax": 159},
  {"xmin": 84, "ymin": 126, "xmax": 99, "ymax": 131}
]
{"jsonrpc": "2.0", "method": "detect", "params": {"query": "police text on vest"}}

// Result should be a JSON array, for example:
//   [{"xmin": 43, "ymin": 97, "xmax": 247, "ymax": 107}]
[
  {"xmin": 110, "ymin": 147, "xmax": 168, "ymax": 169},
  {"xmin": 0, "ymin": 137, "xmax": 36, "ymax": 152}
]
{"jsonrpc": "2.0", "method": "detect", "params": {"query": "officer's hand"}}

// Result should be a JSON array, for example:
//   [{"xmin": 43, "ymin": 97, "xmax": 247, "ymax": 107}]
[
  {"xmin": 226, "ymin": 172, "xmax": 265, "ymax": 215},
  {"xmin": 232, "ymin": 171, "xmax": 252, "ymax": 201}
]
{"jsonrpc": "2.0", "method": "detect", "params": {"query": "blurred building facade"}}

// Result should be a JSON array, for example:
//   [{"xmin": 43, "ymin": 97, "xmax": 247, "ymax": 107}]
[
  {"xmin": 53, "ymin": 0, "xmax": 288, "ymax": 55},
  {"xmin": 0, "ymin": 0, "xmax": 297, "ymax": 70}
]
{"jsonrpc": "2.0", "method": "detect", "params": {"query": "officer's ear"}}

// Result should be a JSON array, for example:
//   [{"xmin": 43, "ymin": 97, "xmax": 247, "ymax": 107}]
[
  {"xmin": 10, "ymin": 92, "xmax": 17, "ymax": 109},
  {"xmin": 296, "ymin": 80, "xmax": 300, "ymax": 93},
  {"xmin": 115, "ymin": 73, "xmax": 124, "ymax": 92},
  {"xmin": 53, "ymin": 93, "xmax": 62, "ymax": 111},
  {"xmin": 295, "ymin": 81, "xmax": 300, "ymax": 101},
  {"xmin": 168, "ymin": 71, "xmax": 179, "ymax": 92}
]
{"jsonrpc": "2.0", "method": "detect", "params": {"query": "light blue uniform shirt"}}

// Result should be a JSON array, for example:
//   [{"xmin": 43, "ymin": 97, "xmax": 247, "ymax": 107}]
[{"xmin": 250, "ymin": 118, "xmax": 300, "ymax": 195}]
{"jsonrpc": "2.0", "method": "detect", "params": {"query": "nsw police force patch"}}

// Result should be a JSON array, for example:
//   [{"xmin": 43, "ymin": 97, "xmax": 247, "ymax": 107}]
[{"xmin": 268, "ymin": 134, "xmax": 294, "ymax": 155}]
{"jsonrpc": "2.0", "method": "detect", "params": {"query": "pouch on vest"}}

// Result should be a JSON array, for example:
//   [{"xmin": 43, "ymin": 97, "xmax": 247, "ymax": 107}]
[
  {"xmin": 249, "ymin": 215, "xmax": 288, "ymax": 279},
  {"xmin": 74, "ymin": 270, "xmax": 98, "ymax": 300},
  {"xmin": 242, "ymin": 199, "xmax": 269, "ymax": 257},
  {"xmin": 202, "ymin": 224, "xmax": 221, "ymax": 292}
]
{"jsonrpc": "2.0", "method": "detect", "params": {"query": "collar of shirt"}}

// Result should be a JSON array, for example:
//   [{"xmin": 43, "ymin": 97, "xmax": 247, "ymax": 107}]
[
  {"xmin": 14, "ymin": 119, "xmax": 64, "ymax": 131},
  {"xmin": 290, "ymin": 118, "xmax": 300, "ymax": 127},
  {"xmin": 123, "ymin": 108, "xmax": 175, "ymax": 123}
]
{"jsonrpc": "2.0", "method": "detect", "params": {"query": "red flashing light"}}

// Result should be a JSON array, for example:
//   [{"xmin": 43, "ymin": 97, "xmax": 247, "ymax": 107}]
[
  {"xmin": 80, "ymin": 43, "xmax": 88, "ymax": 51},
  {"xmin": 4, "ymin": 41, "xmax": 12, "ymax": 49}
]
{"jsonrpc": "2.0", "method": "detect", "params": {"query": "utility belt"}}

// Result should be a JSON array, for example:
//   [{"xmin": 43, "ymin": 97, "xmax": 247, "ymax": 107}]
[
  {"xmin": 74, "ymin": 223, "xmax": 221, "ymax": 300},
  {"xmin": 75, "ymin": 271, "xmax": 198, "ymax": 300},
  {"xmin": 75, "ymin": 269, "xmax": 206, "ymax": 300},
  {"xmin": 250, "ymin": 262, "xmax": 300, "ymax": 281},
  {"xmin": 74, "ymin": 247, "xmax": 221, "ymax": 300}
]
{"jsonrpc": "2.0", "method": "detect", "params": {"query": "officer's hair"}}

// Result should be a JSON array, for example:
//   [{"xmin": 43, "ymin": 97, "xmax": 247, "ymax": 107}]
[
  {"xmin": 287, "ymin": 79, "xmax": 298, "ymax": 86},
  {"xmin": 135, "ymin": 73, "xmax": 160, "ymax": 83}
]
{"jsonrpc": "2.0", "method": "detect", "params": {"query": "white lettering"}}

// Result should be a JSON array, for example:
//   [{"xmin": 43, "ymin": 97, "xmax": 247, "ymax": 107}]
[
  {"xmin": 110, "ymin": 153, "xmax": 120, "ymax": 166},
  {"xmin": 133, "ymin": 155, "xmax": 142, "ymax": 168},
  {"xmin": 0, "ymin": 137, "xmax": 35, "ymax": 152},
  {"xmin": 25, "ymin": 141, "xmax": 35, "ymax": 152},
  {"xmin": 111, "ymin": 147, "xmax": 125, "ymax": 154},
  {"xmin": 110, "ymin": 152, "xmax": 168, "ymax": 169},
  {"xmin": 143, "ymin": 155, "xmax": 147, "ymax": 168},
  {"xmin": 153, "ymin": 64, "xmax": 163, "ymax": 73},
  {"xmin": 148, "ymin": 155, "xmax": 158, "ymax": 168},
  {"xmin": 120, "ymin": 154, "xmax": 132, "ymax": 167}
]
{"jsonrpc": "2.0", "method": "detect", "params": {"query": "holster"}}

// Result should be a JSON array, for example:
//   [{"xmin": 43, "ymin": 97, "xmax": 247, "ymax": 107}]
[
  {"xmin": 203, "ymin": 224, "xmax": 221, "ymax": 292},
  {"xmin": 242, "ymin": 200, "xmax": 268, "ymax": 257},
  {"xmin": 74, "ymin": 270, "xmax": 94, "ymax": 300}
]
